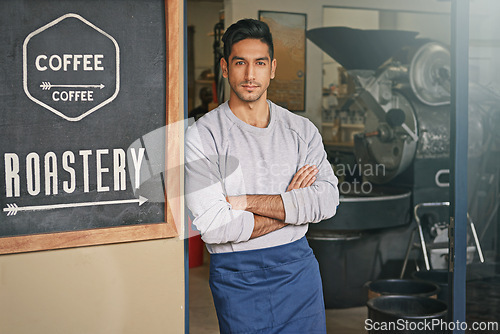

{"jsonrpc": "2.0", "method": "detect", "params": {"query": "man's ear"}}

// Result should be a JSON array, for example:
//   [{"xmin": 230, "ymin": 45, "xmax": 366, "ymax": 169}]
[
  {"xmin": 221, "ymin": 58, "xmax": 229, "ymax": 78},
  {"xmin": 270, "ymin": 58, "xmax": 277, "ymax": 80}
]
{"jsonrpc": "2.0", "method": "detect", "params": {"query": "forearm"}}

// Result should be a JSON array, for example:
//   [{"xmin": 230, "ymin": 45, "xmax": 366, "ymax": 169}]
[
  {"xmin": 250, "ymin": 214, "xmax": 287, "ymax": 239},
  {"xmin": 228, "ymin": 194, "xmax": 286, "ymax": 221}
]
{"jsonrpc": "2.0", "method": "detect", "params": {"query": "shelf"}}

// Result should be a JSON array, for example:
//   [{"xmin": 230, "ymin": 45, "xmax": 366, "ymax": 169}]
[{"xmin": 195, "ymin": 80, "xmax": 214, "ymax": 84}]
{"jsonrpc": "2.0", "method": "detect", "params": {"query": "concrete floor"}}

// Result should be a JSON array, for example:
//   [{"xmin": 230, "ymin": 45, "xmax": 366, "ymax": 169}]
[{"xmin": 189, "ymin": 263, "xmax": 368, "ymax": 333}]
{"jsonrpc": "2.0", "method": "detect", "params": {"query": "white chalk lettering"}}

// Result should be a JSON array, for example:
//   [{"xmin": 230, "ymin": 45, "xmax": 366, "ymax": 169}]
[
  {"xmin": 79, "ymin": 150, "xmax": 92, "ymax": 193},
  {"xmin": 130, "ymin": 148, "xmax": 145, "ymax": 189},
  {"xmin": 113, "ymin": 149, "xmax": 126, "ymax": 191},
  {"xmin": 4, "ymin": 153, "xmax": 20, "ymax": 197},
  {"xmin": 35, "ymin": 55, "xmax": 47, "ymax": 71},
  {"xmin": 96, "ymin": 149, "xmax": 109, "ymax": 192},
  {"xmin": 35, "ymin": 54, "xmax": 105, "ymax": 71},
  {"xmin": 52, "ymin": 90, "xmax": 94, "ymax": 102},
  {"xmin": 62, "ymin": 151, "xmax": 76, "ymax": 193},
  {"xmin": 3, "ymin": 149, "xmax": 137, "ymax": 197},
  {"xmin": 26, "ymin": 152, "xmax": 41, "ymax": 196},
  {"xmin": 49, "ymin": 55, "xmax": 62, "ymax": 71},
  {"xmin": 44, "ymin": 152, "xmax": 58, "ymax": 195},
  {"xmin": 94, "ymin": 55, "xmax": 104, "ymax": 71}
]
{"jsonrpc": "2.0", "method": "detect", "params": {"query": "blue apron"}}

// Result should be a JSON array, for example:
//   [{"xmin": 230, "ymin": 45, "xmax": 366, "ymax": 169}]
[{"xmin": 209, "ymin": 237, "xmax": 327, "ymax": 334}]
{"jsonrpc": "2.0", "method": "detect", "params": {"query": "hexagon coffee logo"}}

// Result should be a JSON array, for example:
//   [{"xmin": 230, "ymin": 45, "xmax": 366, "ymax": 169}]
[{"xmin": 23, "ymin": 13, "xmax": 120, "ymax": 122}]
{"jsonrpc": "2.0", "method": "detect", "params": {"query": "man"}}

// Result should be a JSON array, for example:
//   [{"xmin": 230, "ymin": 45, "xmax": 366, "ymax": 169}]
[{"xmin": 185, "ymin": 19, "xmax": 339, "ymax": 333}]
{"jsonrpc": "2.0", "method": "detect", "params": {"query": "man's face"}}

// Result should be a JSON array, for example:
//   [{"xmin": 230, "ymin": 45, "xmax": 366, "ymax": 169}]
[{"xmin": 221, "ymin": 38, "xmax": 276, "ymax": 104}]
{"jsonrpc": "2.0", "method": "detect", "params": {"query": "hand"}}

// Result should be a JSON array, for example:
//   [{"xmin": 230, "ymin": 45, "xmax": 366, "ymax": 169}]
[{"xmin": 286, "ymin": 165, "xmax": 318, "ymax": 192}]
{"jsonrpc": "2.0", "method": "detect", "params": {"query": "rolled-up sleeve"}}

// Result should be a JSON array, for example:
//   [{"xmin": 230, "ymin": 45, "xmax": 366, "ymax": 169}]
[
  {"xmin": 280, "ymin": 125, "xmax": 339, "ymax": 225},
  {"xmin": 185, "ymin": 124, "xmax": 254, "ymax": 244}
]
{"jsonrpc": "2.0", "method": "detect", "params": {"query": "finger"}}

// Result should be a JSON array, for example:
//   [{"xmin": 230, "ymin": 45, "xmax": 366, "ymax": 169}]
[
  {"xmin": 290, "ymin": 165, "xmax": 309, "ymax": 184},
  {"xmin": 295, "ymin": 165, "xmax": 316, "ymax": 185},
  {"xmin": 289, "ymin": 165, "xmax": 316, "ymax": 190},
  {"xmin": 288, "ymin": 166, "xmax": 311, "ymax": 191},
  {"xmin": 304, "ymin": 176, "xmax": 317, "ymax": 188},
  {"xmin": 301, "ymin": 171, "xmax": 318, "ymax": 188},
  {"xmin": 287, "ymin": 165, "xmax": 309, "ymax": 191},
  {"xmin": 296, "ymin": 166, "xmax": 318, "ymax": 188}
]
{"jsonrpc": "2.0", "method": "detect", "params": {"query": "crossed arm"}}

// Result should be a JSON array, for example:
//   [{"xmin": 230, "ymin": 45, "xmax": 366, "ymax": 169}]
[{"xmin": 227, "ymin": 164, "xmax": 318, "ymax": 239}]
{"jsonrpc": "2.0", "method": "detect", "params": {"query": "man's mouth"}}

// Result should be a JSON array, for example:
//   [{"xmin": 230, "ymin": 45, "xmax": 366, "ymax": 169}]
[{"xmin": 241, "ymin": 82, "xmax": 260, "ymax": 90}]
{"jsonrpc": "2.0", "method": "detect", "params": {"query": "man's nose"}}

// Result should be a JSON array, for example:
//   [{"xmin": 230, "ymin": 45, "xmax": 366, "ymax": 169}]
[{"xmin": 245, "ymin": 64, "xmax": 256, "ymax": 81}]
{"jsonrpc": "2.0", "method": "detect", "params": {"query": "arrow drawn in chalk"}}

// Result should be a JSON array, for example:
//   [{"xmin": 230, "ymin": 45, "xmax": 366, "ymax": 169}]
[
  {"xmin": 40, "ymin": 82, "xmax": 105, "ymax": 90},
  {"xmin": 3, "ymin": 196, "xmax": 148, "ymax": 216}
]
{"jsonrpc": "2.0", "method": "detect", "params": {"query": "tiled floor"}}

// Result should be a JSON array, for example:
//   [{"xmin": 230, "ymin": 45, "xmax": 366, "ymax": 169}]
[{"xmin": 189, "ymin": 262, "xmax": 368, "ymax": 333}]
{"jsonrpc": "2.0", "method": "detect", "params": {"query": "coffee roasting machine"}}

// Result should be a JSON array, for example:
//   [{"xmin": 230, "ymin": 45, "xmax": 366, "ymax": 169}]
[{"xmin": 304, "ymin": 27, "xmax": 498, "ymax": 308}]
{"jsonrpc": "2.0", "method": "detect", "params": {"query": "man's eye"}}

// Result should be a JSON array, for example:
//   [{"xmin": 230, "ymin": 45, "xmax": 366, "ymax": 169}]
[
  {"xmin": 236, "ymin": 61, "xmax": 245, "ymax": 65},
  {"xmin": 257, "ymin": 61, "xmax": 266, "ymax": 65}
]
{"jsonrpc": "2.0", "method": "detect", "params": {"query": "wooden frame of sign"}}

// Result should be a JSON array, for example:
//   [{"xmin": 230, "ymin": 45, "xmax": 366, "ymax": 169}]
[{"xmin": 0, "ymin": 0, "xmax": 182, "ymax": 254}]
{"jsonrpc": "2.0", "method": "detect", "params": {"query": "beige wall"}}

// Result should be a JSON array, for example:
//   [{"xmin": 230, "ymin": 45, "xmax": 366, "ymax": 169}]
[{"xmin": 0, "ymin": 239, "xmax": 185, "ymax": 334}]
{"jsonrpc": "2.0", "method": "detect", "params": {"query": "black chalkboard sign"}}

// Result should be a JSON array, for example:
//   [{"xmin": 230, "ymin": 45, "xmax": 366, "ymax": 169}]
[{"xmin": 0, "ymin": 0, "xmax": 181, "ymax": 253}]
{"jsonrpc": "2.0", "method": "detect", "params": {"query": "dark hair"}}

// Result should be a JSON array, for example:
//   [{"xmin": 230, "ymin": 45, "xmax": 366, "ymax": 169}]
[{"xmin": 222, "ymin": 19, "xmax": 274, "ymax": 62}]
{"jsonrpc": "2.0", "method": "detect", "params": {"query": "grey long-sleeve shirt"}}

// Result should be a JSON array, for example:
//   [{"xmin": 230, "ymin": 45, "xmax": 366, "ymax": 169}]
[{"xmin": 185, "ymin": 101, "xmax": 339, "ymax": 253}]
